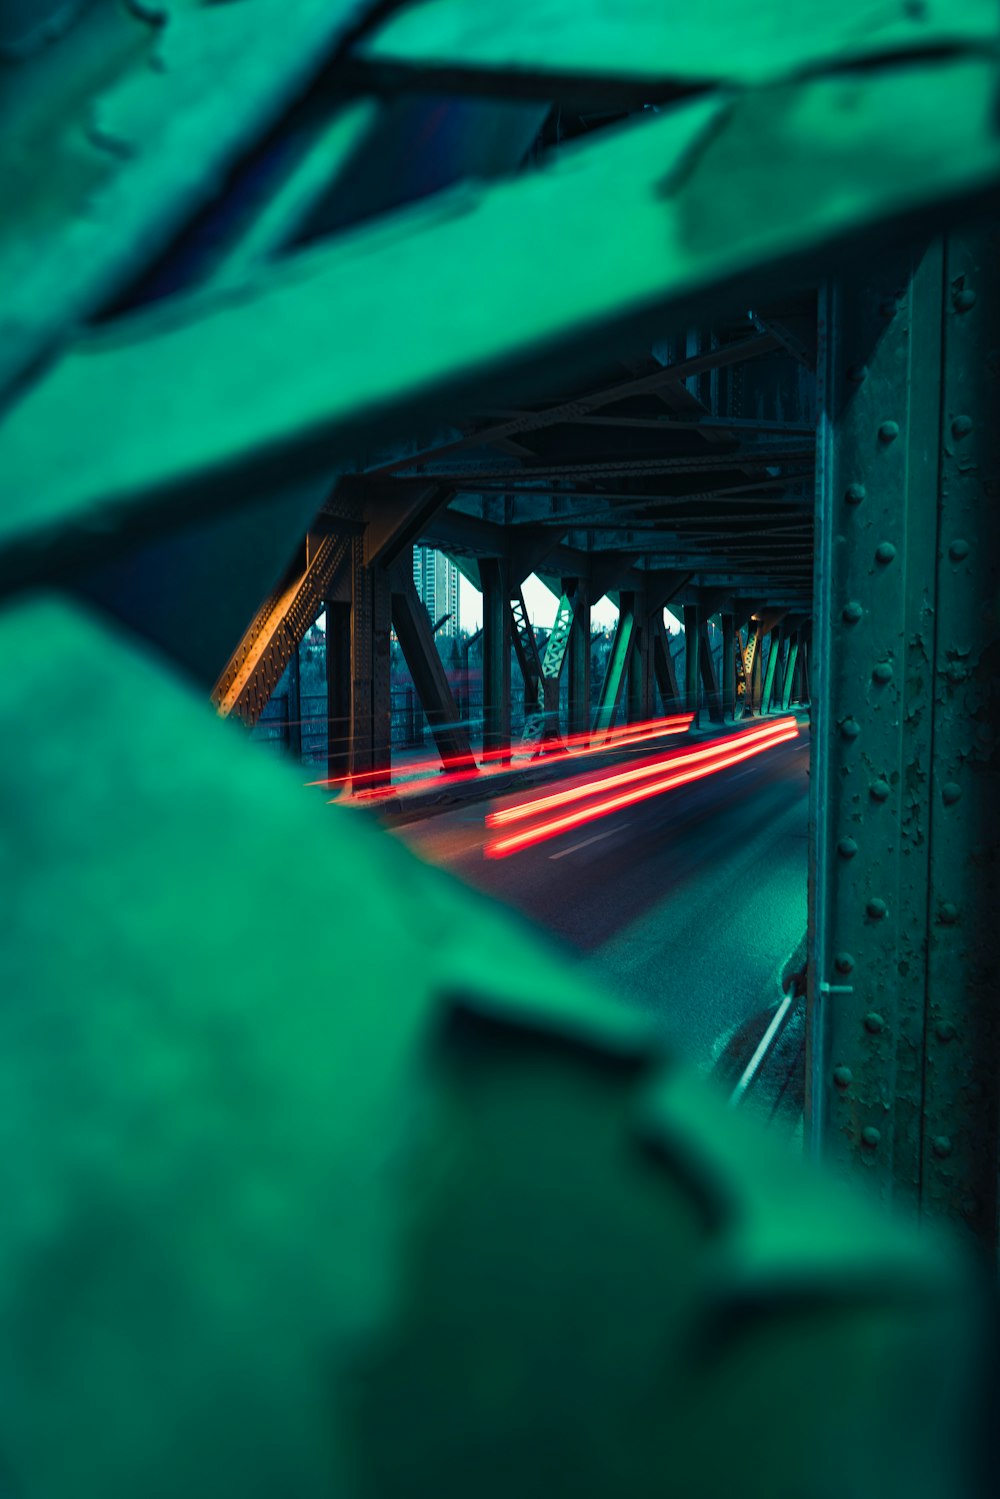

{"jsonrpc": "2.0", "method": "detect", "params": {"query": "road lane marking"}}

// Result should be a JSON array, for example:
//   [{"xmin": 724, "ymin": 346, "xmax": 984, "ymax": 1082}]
[{"xmin": 548, "ymin": 824, "xmax": 630, "ymax": 859}]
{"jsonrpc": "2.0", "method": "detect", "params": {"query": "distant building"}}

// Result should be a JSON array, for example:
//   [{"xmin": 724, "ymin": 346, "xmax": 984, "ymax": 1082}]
[{"xmin": 412, "ymin": 546, "xmax": 460, "ymax": 638}]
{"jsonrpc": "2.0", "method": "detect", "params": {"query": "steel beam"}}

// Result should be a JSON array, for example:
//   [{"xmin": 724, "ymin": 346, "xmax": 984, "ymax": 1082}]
[
  {"xmin": 652, "ymin": 615, "xmax": 681, "ymax": 711},
  {"xmin": 480, "ymin": 558, "xmax": 512, "ymax": 763},
  {"xmin": 286, "ymin": 642, "xmax": 302, "ymax": 761},
  {"xmin": 348, "ymin": 536, "xmax": 392, "ymax": 788},
  {"xmin": 390, "ymin": 562, "xmax": 474, "ymax": 771},
  {"xmin": 592, "ymin": 596, "xmax": 636, "ymax": 740},
  {"xmin": 566, "ymin": 579, "xmax": 591, "ymax": 740},
  {"xmin": 809, "ymin": 233, "xmax": 1000, "ymax": 1253},
  {"xmin": 760, "ymin": 626, "xmax": 782, "ymax": 715},
  {"xmin": 626, "ymin": 600, "xmax": 655, "ymax": 726},
  {"xmin": 780, "ymin": 631, "xmax": 800, "ymax": 711},
  {"xmin": 683, "ymin": 603, "xmax": 701, "ymax": 725},
  {"xmin": 325, "ymin": 600, "xmax": 351, "ymax": 782},
  {"xmin": 698, "ymin": 621, "xmax": 724, "ymax": 723},
  {"xmin": 721, "ymin": 611, "xmax": 736, "ymax": 721}
]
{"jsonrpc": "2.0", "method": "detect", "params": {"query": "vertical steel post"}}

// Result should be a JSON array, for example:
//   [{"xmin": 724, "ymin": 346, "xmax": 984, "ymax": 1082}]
[
  {"xmin": 325, "ymin": 600, "xmax": 351, "ymax": 782},
  {"xmin": 683, "ymin": 603, "xmax": 700, "ymax": 725},
  {"xmin": 350, "ymin": 535, "xmax": 391, "ymax": 788},
  {"xmin": 286, "ymin": 641, "xmax": 302, "ymax": 760},
  {"xmin": 721, "ymin": 611, "xmax": 736, "ymax": 721},
  {"xmin": 761, "ymin": 627, "xmax": 782, "ymax": 716},
  {"xmin": 567, "ymin": 578, "xmax": 590, "ymax": 739},
  {"xmin": 699, "ymin": 621, "xmax": 723, "ymax": 723},
  {"xmin": 626, "ymin": 597, "xmax": 654, "ymax": 725},
  {"xmin": 781, "ymin": 631, "xmax": 800, "ymax": 711},
  {"xmin": 809, "ymin": 234, "xmax": 999, "ymax": 1253},
  {"xmin": 480, "ymin": 558, "xmax": 511, "ymax": 763}
]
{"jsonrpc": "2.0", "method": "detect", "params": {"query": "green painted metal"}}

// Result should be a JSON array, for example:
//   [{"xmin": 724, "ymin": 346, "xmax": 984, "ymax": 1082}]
[
  {"xmin": 3, "ymin": 48, "xmax": 999, "ymax": 593},
  {"xmin": 480, "ymin": 557, "xmax": 511, "ymax": 762},
  {"xmin": 566, "ymin": 579, "xmax": 590, "ymax": 739},
  {"xmin": 780, "ymin": 634, "xmax": 800, "ymax": 712},
  {"xmin": 682, "ymin": 603, "xmax": 700, "ymax": 723},
  {"xmin": 760, "ymin": 626, "xmax": 782, "ymax": 715},
  {"xmin": 592, "ymin": 597, "xmax": 635, "ymax": 740},
  {"xmin": 721, "ymin": 611, "xmax": 736, "ymax": 720},
  {"xmin": 652, "ymin": 614, "xmax": 681, "ymax": 710},
  {"xmin": 698, "ymin": 621, "xmax": 723, "ymax": 723},
  {"xmin": 809, "ymin": 234, "xmax": 999, "ymax": 1250},
  {"xmin": 354, "ymin": 0, "xmax": 997, "ymax": 102},
  {"xmin": 0, "ymin": 595, "xmax": 982, "ymax": 1499}
]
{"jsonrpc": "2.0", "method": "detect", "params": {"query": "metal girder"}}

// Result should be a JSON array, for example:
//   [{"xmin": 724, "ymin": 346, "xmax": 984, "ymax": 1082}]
[
  {"xmin": 480, "ymin": 557, "xmax": 512, "ymax": 762},
  {"xmin": 565, "ymin": 578, "xmax": 591, "ymax": 738},
  {"xmin": 349, "ymin": 1, "xmax": 996, "ymax": 106},
  {"xmin": 390, "ymin": 561, "xmax": 475, "ymax": 770},
  {"xmin": 213, "ymin": 528, "xmax": 352, "ymax": 726},
  {"xmin": 698, "ymin": 621, "xmax": 724, "ymax": 724},
  {"xmin": 592, "ymin": 597, "xmax": 636, "ymax": 740},
  {"xmin": 721, "ymin": 612, "xmax": 736, "ymax": 721},
  {"xmin": 809, "ymin": 233, "xmax": 1000, "ymax": 1253},
  {"xmin": 780, "ymin": 633, "xmax": 800, "ymax": 711},
  {"xmin": 760, "ymin": 627, "xmax": 782, "ymax": 715},
  {"xmin": 326, "ymin": 599, "xmax": 352, "ymax": 780},
  {"xmin": 652, "ymin": 615, "xmax": 682, "ymax": 711},
  {"xmin": 348, "ymin": 534, "xmax": 392, "ymax": 786},
  {"xmin": 4, "ymin": 49, "xmax": 998, "ymax": 591},
  {"xmin": 360, "ymin": 481, "xmax": 453, "ymax": 566},
  {"xmin": 683, "ymin": 603, "xmax": 701, "ymax": 724}
]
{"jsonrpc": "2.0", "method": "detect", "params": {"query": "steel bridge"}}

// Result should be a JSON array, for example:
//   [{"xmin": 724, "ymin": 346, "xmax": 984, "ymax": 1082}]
[{"xmin": 1, "ymin": 4, "xmax": 998, "ymax": 1497}]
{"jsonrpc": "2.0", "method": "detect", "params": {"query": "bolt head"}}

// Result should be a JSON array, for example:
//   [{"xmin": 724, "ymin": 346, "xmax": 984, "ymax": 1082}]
[
  {"xmin": 842, "ymin": 601, "xmax": 863, "ymax": 624},
  {"xmin": 845, "ymin": 482, "xmax": 866, "ymax": 505},
  {"xmin": 837, "ymin": 836, "xmax": 858, "ymax": 858},
  {"xmin": 931, "ymin": 1135, "xmax": 952, "ymax": 1159},
  {"xmin": 866, "ymin": 897, "xmax": 888, "ymax": 920},
  {"xmin": 872, "ymin": 662, "xmax": 894, "ymax": 684},
  {"xmin": 834, "ymin": 951, "xmax": 855, "ymax": 975},
  {"xmin": 941, "ymin": 781, "xmax": 962, "ymax": 805},
  {"xmin": 840, "ymin": 717, "xmax": 861, "ymax": 740},
  {"xmin": 864, "ymin": 1011, "xmax": 885, "ymax": 1034},
  {"xmin": 935, "ymin": 1021, "xmax": 956, "ymax": 1043},
  {"xmin": 870, "ymin": 779, "xmax": 891, "ymax": 802},
  {"xmin": 833, "ymin": 1066, "xmax": 853, "ymax": 1089},
  {"xmin": 878, "ymin": 420, "xmax": 900, "ymax": 443},
  {"xmin": 953, "ymin": 287, "xmax": 977, "ymax": 313},
  {"xmin": 948, "ymin": 539, "xmax": 970, "ymax": 562},
  {"xmin": 939, "ymin": 902, "xmax": 959, "ymax": 925},
  {"xmin": 875, "ymin": 541, "xmax": 897, "ymax": 564},
  {"xmin": 951, "ymin": 414, "xmax": 973, "ymax": 439},
  {"xmin": 861, "ymin": 1126, "xmax": 881, "ymax": 1150}
]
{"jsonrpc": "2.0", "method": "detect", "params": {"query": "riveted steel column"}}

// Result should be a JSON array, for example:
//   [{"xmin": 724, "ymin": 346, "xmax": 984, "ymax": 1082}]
[
  {"xmin": 626, "ymin": 599, "xmax": 654, "ymax": 726},
  {"xmin": 920, "ymin": 229, "xmax": 1000, "ymax": 1248},
  {"xmin": 683, "ymin": 603, "xmax": 700, "ymax": 725},
  {"xmin": 566, "ymin": 578, "xmax": 590, "ymax": 739},
  {"xmin": 721, "ymin": 612, "xmax": 736, "ymax": 721},
  {"xmin": 481, "ymin": 558, "xmax": 511, "ymax": 764},
  {"xmin": 350, "ymin": 535, "xmax": 391, "ymax": 788},
  {"xmin": 809, "ymin": 244, "xmax": 945, "ymax": 1218},
  {"xmin": 325, "ymin": 600, "xmax": 351, "ymax": 781},
  {"xmin": 781, "ymin": 630, "xmax": 800, "ymax": 711}
]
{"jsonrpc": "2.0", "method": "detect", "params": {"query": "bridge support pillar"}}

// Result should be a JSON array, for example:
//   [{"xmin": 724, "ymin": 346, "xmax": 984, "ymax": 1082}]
[
  {"xmin": 809, "ymin": 232, "xmax": 1000, "ymax": 1256},
  {"xmin": 481, "ymin": 558, "xmax": 512, "ymax": 763},
  {"xmin": 348, "ymin": 536, "xmax": 392, "ymax": 789},
  {"xmin": 721, "ymin": 612, "xmax": 736, "ymax": 721},
  {"xmin": 626, "ymin": 597, "xmax": 655, "ymax": 725},
  {"xmin": 699, "ymin": 620, "xmax": 724, "ymax": 724},
  {"xmin": 683, "ymin": 604, "xmax": 700, "ymax": 725},
  {"xmin": 566, "ymin": 578, "xmax": 590, "ymax": 740},
  {"xmin": 325, "ymin": 600, "xmax": 351, "ymax": 782}
]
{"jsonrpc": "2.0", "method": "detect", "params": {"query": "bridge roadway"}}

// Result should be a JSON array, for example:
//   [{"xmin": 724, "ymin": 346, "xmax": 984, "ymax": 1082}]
[{"xmin": 392, "ymin": 727, "xmax": 810, "ymax": 1070}]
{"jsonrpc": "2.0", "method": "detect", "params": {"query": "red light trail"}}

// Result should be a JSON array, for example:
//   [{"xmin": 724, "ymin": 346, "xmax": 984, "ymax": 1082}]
[{"xmin": 484, "ymin": 718, "xmax": 799, "ymax": 859}]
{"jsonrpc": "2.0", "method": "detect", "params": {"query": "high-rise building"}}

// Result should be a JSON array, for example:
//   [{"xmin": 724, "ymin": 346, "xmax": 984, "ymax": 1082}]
[{"xmin": 412, "ymin": 547, "xmax": 460, "ymax": 638}]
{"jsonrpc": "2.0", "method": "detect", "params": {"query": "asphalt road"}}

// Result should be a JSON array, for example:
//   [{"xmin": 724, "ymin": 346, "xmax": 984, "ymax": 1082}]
[{"xmin": 392, "ymin": 727, "xmax": 810, "ymax": 1071}]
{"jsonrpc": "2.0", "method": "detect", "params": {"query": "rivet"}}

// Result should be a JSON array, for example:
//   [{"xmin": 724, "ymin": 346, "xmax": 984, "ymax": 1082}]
[
  {"xmin": 935, "ymin": 1021, "xmax": 956, "ymax": 1043},
  {"xmin": 837, "ymin": 837, "xmax": 858, "ymax": 858},
  {"xmin": 941, "ymin": 781, "xmax": 962, "ymax": 805},
  {"xmin": 939, "ymin": 902, "xmax": 959, "ymax": 925},
  {"xmin": 870, "ymin": 779, "xmax": 891, "ymax": 802},
  {"xmin": 833, "ymin": 1066, "xmax": 853, "ymax": 1089},
  {"xmin": 948, "ymin": 539, "xmax": 970, "ymax": 562},
  {"xmin": 834, "ymin": 951, "xmax": 855, "ymax": 975},
  {"xmin": 845, "ymin": 482, "xmax": 866, "ymax": 505},
  {"xmin": 875, "ymin": 541, "xmax": 897, "ymax": 564},
  {"xmin": 864, "ymin": 1011, "xmax": 885, "ymax": 1034},
  {"xmin": 842, "ymin": 601, "xmax": 863, "ymax": 624},
  {"xmin": 872, "ymin": 662, "xmax": 893, "ymax": 684},
  {"xmin": 840, "ymin": 717, "xmax": 861, "ymax": 740},
  {"xmin": 861, "ymin": 1126, "xmax": 881, "ymax": 1150},
  {"xmin": 866, "ymin": 897, "xmax": 888, "ymax": 920},
  {"xmin": 946, "ymin": 663, "xmax": 966, "ymax": 684},
  {"xmin": 931, "ymin": 1135, "xmax": 952, "ymax": 1159},
  {"xmin": 951, "ymin": 414, "xmax": 973, "ymax": 439},
  {"xmin": 878, "ymin": 421, "xmax": 900, "ymax": 443},
  {"xmin": 952, "ymin": 287, "xmax": 977, "ymax": 313},
  {"xmin": 847, "ymin": 363, "xmax": 868, "ymax": 384}
]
